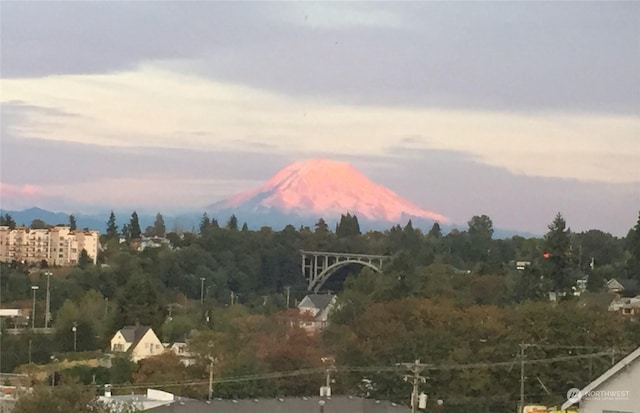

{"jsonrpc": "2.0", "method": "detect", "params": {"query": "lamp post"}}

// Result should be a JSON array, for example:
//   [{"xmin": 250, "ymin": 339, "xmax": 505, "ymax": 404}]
[
  {"xmin": 44, "ymin": 271, "xmax": 52, "ymax": 328},
  {"xmin": 31, "ymin": 285, "xmax": 39, "ymax": 329},
  {"xmin": 319, "ymin": 399, "xmax": 325, "ymax": 413},
  {"xmin": 200, "ymin": 277, "xmax": 205, "ymax": 304},
  {"xmin": 72, "ymin": 322, "xmax": 77, "ymax": 352}
]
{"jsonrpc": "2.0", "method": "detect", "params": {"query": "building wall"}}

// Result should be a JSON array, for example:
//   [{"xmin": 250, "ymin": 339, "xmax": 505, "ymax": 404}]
[
  {"xmin": 0, "ymin": 227, "xmax": 9, "ymax": 261},
  {"xmin": 580, "ymin": 359, "xmax": 640, "ymax": 413},
  {"xmin": 0, "ymin": 226, "xmax": 99, "ymax": 266},
  {"xmin": 110, "ymin": 331, "xmax": 133, "ymax": 353},
  {"xmin": 130, "ymin": 330, "xmax": 164, "ymax": 362}
]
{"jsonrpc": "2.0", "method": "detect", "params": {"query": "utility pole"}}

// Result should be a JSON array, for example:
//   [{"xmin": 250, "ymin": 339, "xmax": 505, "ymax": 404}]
[
  {"xmin": 321, "ymin": 356, "xmax": 336, "ymax": 396},
  {"xmin": 72, "ymin": 322, "xmax": 78, "ymax": 352},
  {"xmin": 208, "ymin": 357, "xmax": 214, "ymax": 400},
  {"xmin": 200, "ymin": 278, "xmax": 205, "ymax": 304},
  {"xmin": 400, "ymin": 359, "xmax": 428, "ymax": 413},
  {"xmin": 519, "ymin": 343, "xmax": 531, "ymax": 413},
  {"xmin": 610, "ymin": 348, "xmax": 616, "ymax": 366},
  {"xmin": 207, "ymin": 340, "xmax": 217, "ymax": 401},
  {"xmin": 285, "ymin": 286, "xmax": 291, "ymax": 308},
  {"xmin": 31, "ymin": 285, "xmax": 39, "ymax": 329}
]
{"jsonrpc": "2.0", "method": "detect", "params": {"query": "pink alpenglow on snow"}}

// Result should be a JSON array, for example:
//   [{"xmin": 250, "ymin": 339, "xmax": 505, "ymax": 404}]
[{"xmin": 219, "ymin": 159, "xmax": 449, "ymax": 223}]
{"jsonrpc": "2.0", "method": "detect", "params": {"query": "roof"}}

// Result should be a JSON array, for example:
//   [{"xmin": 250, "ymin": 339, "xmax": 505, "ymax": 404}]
[
  {"xmin": 299, "ymin": 294, "xmax": 336, "ymax": 311},
  {"xmin": 117, "ymin": 325, "xmax": 151, "ymax": 345},
  {"xmin": 561, "ymin": 345, "xmax": 640, "ymax": 409},
  {"xmin": 577, "ymin": 292, "xmax": 618, "ymax": 310},
  {"xmin": 608, "ymin": 278, "xmax": 639, "ymax": 295},
  {"xmin": 145, "ymin": 396, "xmax": 411, "ymax": 413}
]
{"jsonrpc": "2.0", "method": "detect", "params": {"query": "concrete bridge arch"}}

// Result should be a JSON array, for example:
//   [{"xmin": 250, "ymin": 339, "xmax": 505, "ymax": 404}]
[{"xmin": 300, "ymin": 250, "xmax": 388, "ymax": 292}]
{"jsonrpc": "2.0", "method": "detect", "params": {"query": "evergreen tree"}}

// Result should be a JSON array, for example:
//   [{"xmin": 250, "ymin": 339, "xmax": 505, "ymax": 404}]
[
  {"xmin": 153, "ymin": 213, "xmax": 166, "ymax": 237},
  {"xmin": 0, "ymin": 213, "xmax": 17, "ymax": 229},
  {"xmin": 241, "ymin": 222, "xmax": 249, "ymax": 232},
  {"xmin": 226, "ymin": 214, "xmax": 239, "ymax": 231},
  {"xmin": 69, "ymin": 214, "xmax": 77, "ymax": 231},
  {"xmin": 466, "ymin": 215, "xmax": 494, "ymax": 262},
  {"xmin": 78, "ymin": 249, "xmax": 92, "ymax": 268},
  {"xmin": 314, "ymin": 218, "xmax": 330, "ymax": 234},
  {"xmin": 625, "ymin": 210, "xmax": 640, "ymax": 278},
  {"xmin": 336, "ymin": 213, "xmax": 361, "ymax": 238},
  {"xmin": 543, "ymin": 212, "xmax": 575, "ymax": 294},
  {"xmin": 427, "ymin": 222, "xmax": 442, "ymax": 239},
  {"xmin": 199, "ymin": 213, "xmax": 211, "ymax": 234},
  {"xmin": 121, "ymin": 224, "xmax": 130, "ymax": 241},
  {"xmin": 106, "ymin": 211, "xmax": 118, "ymax": 240},
  {"xmin": 129, "ymin": 211, "xmax": 142, "ymax": 239}
]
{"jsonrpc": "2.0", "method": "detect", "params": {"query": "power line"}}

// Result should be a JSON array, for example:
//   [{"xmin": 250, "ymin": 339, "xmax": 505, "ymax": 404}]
[{"xmin": 91, "ymin": 351, "xmax": 612, "ymax": 392}]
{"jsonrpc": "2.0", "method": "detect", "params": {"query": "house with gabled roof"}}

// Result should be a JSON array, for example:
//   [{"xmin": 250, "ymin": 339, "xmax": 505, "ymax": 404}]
[
  {"xmin": 607, "ymin": 278, "xmax": 639, "ymax": 297},
  {"xmin": 297, "ymin": 293, "xmax": 337, "ymax": 332},
  {"xmin": 561, "ymin": 345, "xmax": 640, "ymax": 412},
  {"xmin": 110, "ymin": 325, "xmax": 164, "ymax": 362}
]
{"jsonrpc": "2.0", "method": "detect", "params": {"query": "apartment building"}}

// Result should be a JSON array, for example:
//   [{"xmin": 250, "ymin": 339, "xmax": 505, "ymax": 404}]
[{"xmin": 0, "ymin": 225, "xmax": 99, "ymax": 266}]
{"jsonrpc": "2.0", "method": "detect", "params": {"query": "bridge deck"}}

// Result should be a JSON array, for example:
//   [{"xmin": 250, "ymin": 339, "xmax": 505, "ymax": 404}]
[{"xmin": 300, "ymin": 250, "xmax": 388, "ymax": 260}]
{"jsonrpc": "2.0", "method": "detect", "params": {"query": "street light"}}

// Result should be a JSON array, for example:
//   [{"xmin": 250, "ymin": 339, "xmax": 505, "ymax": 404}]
[
  {"xmin": 72, "ymin": 322, "xmax": 77, "ymax": 352},
  {"xmin": 44, "ymin": 271, "xmax": 52, "ymax": 328},
  {"xmin": 319, "ymin": 399, "xmax": 325, "ymax": 413},
  {"xmin": 31, "ymin": 285, "xmax": 39, "ymax": 329},
  {"xmin": 200, "ymin": 277, "xmax": 205, "ymax": 304}
]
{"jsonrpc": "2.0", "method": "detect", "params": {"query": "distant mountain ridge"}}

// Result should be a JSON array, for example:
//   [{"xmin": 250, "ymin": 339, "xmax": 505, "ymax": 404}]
[{"xmin": 1, "ymin": 159, "xmax": 537, "ymax": 237}]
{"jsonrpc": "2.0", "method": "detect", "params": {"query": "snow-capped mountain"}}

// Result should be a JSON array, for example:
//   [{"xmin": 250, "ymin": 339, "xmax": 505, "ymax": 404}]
[{"xmin": 209, "ymin": 159, "xmax": 448, "ymax": 225}]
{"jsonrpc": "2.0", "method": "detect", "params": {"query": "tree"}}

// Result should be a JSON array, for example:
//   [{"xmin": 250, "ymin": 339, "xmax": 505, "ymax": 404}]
[
  {"xmin": 129, "ymin": 211, "xmax": 142, "ymax": 239},
  {"xmin": 464, "ymin": 215, "xmax": 494, "ymax": 263},
  {"xmin": 0, "ymin": 213, "xmax": 17, "ymax": 229},
  {"xmin": 314, "ymin": 218, "xmax": 330, "ymax": 234},
  {"xmin": 543, "ymin": 213, "xmax": 575, "ymax": 294},
  {"xmin": 226, "ymin": 214, "xmax": 238, "ymax": 231},
  {"xmin": 153, "ymin": 213, "xmax": 166, "ymax": 237},
  {"xmin": 78, "ymin": 249, "xmax": 92, "ymax": 269},
  {"xmin": 199, "ymin": 213, "xmax": 211, "ymax": 234},
  {"xmin": 69, "ymin": 215, "xmax": 77, "ymax": 231},
  {"xmin": 132, "ymin": 353, "xmax": 199, "ymax": 397},
  {"xmin": 13, "ymin": 382, "xmax": 113, "ymax": 413},
  {"xmin": 106, "ymin": 211, "xmax": 118, "ymax": 240},
  {"xmin": 427, "ymin": 222, "xmax": 442, "ymax": 239},
  {"xmin": 336, "ymin": 213, "xmax": 361, "ymax": 238},
  {"xmin": 625, "ymin": 210, "xmax": 640, "ymax": 278},
  {"xmin": 121, "ymin": 224, "xmax": 130, "ymax": 241},
  {"xmin": 30, "ymin": 219, "xmax": 48, "ymax": 229},
  {"xmin": 468, "ymin": 215, "xmax": 494, "ymax": 239}
]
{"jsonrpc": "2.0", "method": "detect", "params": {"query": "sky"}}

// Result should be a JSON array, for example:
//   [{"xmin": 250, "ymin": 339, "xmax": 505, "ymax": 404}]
[{"xmin": 0, "ymin": 1, "xmax": 639, "ymax": 236}]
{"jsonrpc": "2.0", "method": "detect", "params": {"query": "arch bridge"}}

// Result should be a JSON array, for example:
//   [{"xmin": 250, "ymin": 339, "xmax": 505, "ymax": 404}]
[{"xmin": 301, "ymin": 250, "xmax": 388, "ymax": 292}]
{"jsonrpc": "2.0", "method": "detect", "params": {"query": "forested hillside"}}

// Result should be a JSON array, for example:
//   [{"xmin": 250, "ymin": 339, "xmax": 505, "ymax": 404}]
[{"xmin": 1, "ymin": 210, "xmax": 639, "ymax": 412}]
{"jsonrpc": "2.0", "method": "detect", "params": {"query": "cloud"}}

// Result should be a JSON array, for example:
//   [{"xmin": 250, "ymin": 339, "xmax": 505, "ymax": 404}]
[
  {"xmin": 1, "ymin": 134, "xmax": 637, "ymax": 235},
  {"xmin": 1, "ymin": 2, "xmax": 638, "ymax": 114},
  {"xmin": 2, "ymin": 68, "xmax": 638, "ymax": 184}
]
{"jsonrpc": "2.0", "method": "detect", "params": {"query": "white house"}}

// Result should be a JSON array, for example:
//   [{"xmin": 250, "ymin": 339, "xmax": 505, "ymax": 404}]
[
  {"xmin": 110, "ymin": 325, "xmax": 164, "ymax": 362},
  {"xmin": 561, "ymin": 345, "xmax": 640, "ymax": 412},
  {"xmin": 297, "ymin": 294, "xmax": 337, "ymax": 332},
  {"xmin": 165, "ymin": 342, "xmax": 196, "ymax": 366}
]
